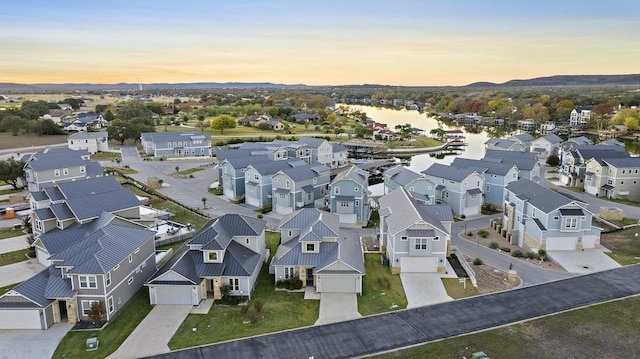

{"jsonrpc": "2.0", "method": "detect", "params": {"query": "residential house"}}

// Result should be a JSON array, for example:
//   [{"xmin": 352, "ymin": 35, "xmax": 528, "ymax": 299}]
[
  {"xmin": 562, "ymin": 136, "xmax": 593, "ymax": 150},
  {"xmin": 244, "ymin": 161, "xmax": 299, "ymax": 210},
  {"xmin": 146, "ymin": 214, "xmax": 266, "ymax": 304},
  {"xmin": 67, "ymin": 131, "xmax": 109, "ymax": 154},
  {"xmin": 140, "ymin": 132, "xmax": 212, "ymax": 158},
  {"xmin": 503, "ymin": 178, "xmax": 600, "ymax": 251},
  {"xmin": 383, "ymin": 165, "xmax": 435, "ymax": 202},
  {"xmin": 483, "ymin": 150, "xmax": 541, "ymax": 181},
  {"xmin": 599, "ymin": 125, "xmax": 629, "ymax": 140},
  {"xmin": 298, "ymin": 137, "xmax": 335, "ymax": 167},
  {"xmin": 331, "ymin": 143, "xmax": 348, "ymax": 169},
  {"xmin": 530, "ymin": 134, "xmax": 563, "ymax": 161},
  {"xmin": 584, "ymin": 157, "xmax": 640, "ymax": 201},
  {"xmin": 0, "ymin": 212, "xmax": 156, "ymax": 329},
  {"xmin": 378, "ymin": 187, "xmax": 453, "ymax": 274},
  {"xmin": 484, "ymin": 138, "xmax": 526, "ymax": 152},
  {"xmin": 271, "ymin": 208, "xmax": 364, "ymax": 293},
  {"xmin": 22, "ymin": 148, "xmax": 104, "ymax": 192},
  {"xmin": 509, "ymin": 133, "xmax": 535, "ymax": 151},
  {"xmin": 422, "ymin": 163, "xmax": 484, "ymax": 217},
  {"xmin": 517, "ymin": 120, "xmax": 537, "ymax": 132},
  {"xmin": 539, "ymin": 122, "xmax": 556, "ymax": 134},
  {"xmin": 559, "ymin": 145, "xmax": 629, "ymax": 187},
  {"xmin": 292, "ymin": 113, "xmax": 319, "ymax": 123},
  {"xmin": 42, "ymin": 109, "xmax": 73, "ymax": 124},
  {"xmin": 271, "ymin": 164, "xmax": 330, "ymax": 215},
  {"xmin": 329, "ymin": 166, "xmax": 370, "ymax": 225},
  {"xmin": 450, "ymin": 158, "xmax": 519, "ymax": 207},
  {"xmin": 63, "ymin": 112, "xmax": 105, "ymax": 132},
  {"xmin": 219, "ymin": 155, "xmax": 269, "ymax": 201},
  {"xmin": 569, "ymin": 107, "xmax": 592, "ymax": 127}
]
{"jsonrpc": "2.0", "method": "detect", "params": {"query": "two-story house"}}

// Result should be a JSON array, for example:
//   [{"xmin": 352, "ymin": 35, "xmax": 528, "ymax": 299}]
[
  {"xmin": 559, "ymin": 145, "xmax": 628, "ymax": 187},
  {"xmin": 244, "ymin": 161, "xmax": 298, "ymax": 210},
  {"xmin": 22, "ymin": 148, "xmax": 104, "ymax": 191},
  {"xmin": 509, "ymin": 133, "xmax": 535, "ymax": 151},
  {"xmin": 450, "ymin": 158, "xmax": 519, "ymax": 207},
  {"xmin": 503, "ymin": 178, "xmax": 600, "ymax": 251},
  {"xmin": 63, "ymin": 112, "xmax": 106, "ymax": 132},
  {"xmin": 584, "ymin": 157, "xmax": 640, "ymax": 201},
  {"xmin": 67, "ymin": 131, "xmax": 110, "ymax": 154},
  {"xmin": 0, "ymin": 212, "xmax": 156, "ymax": 329},
  {"xmin": 331, "ymin": 143, "xmax": 348, "ymax": 169},
  {"xmin": 569, "ymin": 106, "xmax": 592, "ymax": 127},
  {"xmin": 378, "ymin": 187, "xmax": 453, "ymax": 274},
  {"xmin": 484, "ymin": 138, "xmax": 526, "ymax": 152},
  {"xmin": 146, "ymin": 214, "xmax": 267, "ymax": 304},
  {"xmin": 483, "ymin": 149, "xmax": 541, "ymax": 181},
  {"xmin": 422, "ymin": 164, "xmax": 484, "ymax": 217},
  {"xmin": 530, "ymin": 134, "xmax": 563, "ymax": 162},
  {"xmin": 271, "ymin": 208, "xmax": 364, "ymax": 293},
  {"xmin": 329, "ymin": 165, "xmax": 370, "ymax": 225},
  {"xmin": 271, "ymin": 164, "xmax": 330, "ymax": 215},
  {"xmin": 383, "ymin": 165, "xmax": 435, "ymax": 202},
  {"xmin": 140, "ymin": 132, "xmax": 212, "ymax": 158},
  {"xmin": 219, "ymin": 155, "xmax": 270, "ymax": 201}
]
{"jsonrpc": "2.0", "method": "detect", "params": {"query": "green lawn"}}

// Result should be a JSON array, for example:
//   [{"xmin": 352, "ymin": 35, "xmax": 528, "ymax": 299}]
[
  {"xmin": 375, "ymin": 296, "xmax": 640, "ymax": 359},
  {"xmin": 168, "ymin": 231, "xmax": 319, "ymax": 349},
  {"xmin": 441, "ymin": 278, "xmax": 480, "ymax": 299},
  {"xmin": 157, "ymin": 239, "xmax": 188, "ymax": 253},
  {"xmin": 0, "ymin": 248, "xmax": 30, "ymax": 266},
  {"xmin": 0, "ymin": 283, "xmax": 18, "ymax": 296},
  {"xmin": 153, "ymin": 200, "xmax": 209, "ymax": 230},
  {"xmin": 90, "ymin": 152, "xmax": 121, "ymax": 162},
  {"xmin": 358, "ymin": 253, "xmax": 407, "ymax": 316},
  {"xmin": 53, "ymin": 290, "xmax": 153, "ymax": 359},
  {"xmin": 177, "ymin": 167, "xmax": 204, "ymax": 176},
  {"xmin": 0, "ymin": 188, "xmax": 20, "ymax": 195},
  {"xmin": 0, "ymin": 227, "xmax": 24, "ymax": 240},
  {"xmin": 388, "ymin": 136, "xmax": 442, "ymax": 149}
]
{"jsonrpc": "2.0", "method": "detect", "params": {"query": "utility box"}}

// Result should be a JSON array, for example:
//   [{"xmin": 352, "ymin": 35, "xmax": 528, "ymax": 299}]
[
  {"xmin": 471, "ymin": 352, "xmax": 489, "ymax": 359},
  {"xmin": 86, "ymin": 336, "xmax": 99, "ymax": 351}
]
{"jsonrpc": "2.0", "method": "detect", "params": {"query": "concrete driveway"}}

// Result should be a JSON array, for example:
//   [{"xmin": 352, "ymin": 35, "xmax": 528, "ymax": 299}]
[
  {"xmin": 0, "ymin": 323, "xmax": 72, "ymax": 359},
  {"xmin": 108, "ymin": 305, "xmax": 191, "ymax": 359},
  {"xmin": 547, "ymin": 249, "xmax": 621, "ymax": 274},
  {"xmin": 315, "ymin": 293, "xmax": 361, "ymax": 325},
  {"xmin": 400, "ymin": 273, "xmax": 454, "ymax": 309}
]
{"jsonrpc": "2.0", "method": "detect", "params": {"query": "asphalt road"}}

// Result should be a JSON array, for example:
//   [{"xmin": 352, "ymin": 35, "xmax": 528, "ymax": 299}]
[{"xmin": 146, "ymin": 264, "xmax": 640, "ymax": 359}]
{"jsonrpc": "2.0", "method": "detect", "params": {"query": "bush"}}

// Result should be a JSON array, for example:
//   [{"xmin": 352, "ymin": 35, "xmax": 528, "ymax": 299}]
[
  {"xmin": 489, "ymin": 241, "xmax": 499, "ymax": 249},
  {"xmin": 472, "ymin": 258, "xmax": 483, "ymax": 265},
  {"xmin": 275, "ymin": 280, "xmax": 286, "ymax": 288},
  {"xmin": 512, "ymin": 250, "xmax": 524, "ymax": 258},
  {"xmin": 477, "ymin": 229, "xmax": 489, "ymax": 238},
  {"xmin": 293, "ymin": 279, "xmax": 303, "ymax": 290},
  {"xmin": 253, "ymin": 300, "xmax": 264, "ymax": 312},
  {"xmin": 460, "ymin": 214, "xmax": 466, "ymax": 219},
  {"xmin": 239, "ymin": 305, "xmax": 249, "ymax": 315},
  {"xmin": 525, "ymin": 251, "xmax": 537, "ymax": 259},
  {"xmin": 250, "ymin": 313, "xmax": 259, "ymax": 324},
  {"xmin": 257, "ymin": 214, "xmax": 263, "ymax": 219},
  {"xmin": 466, "ymin": 232, "xmax": 474, "ymax": 237},
  {"xmin": 500, "ymin": 247, "xmax": 511, "ymax": 253},
  {"xmin": 538, "ymin": 249, "xmax": 547, "ymax": 260},
  {"xmin": 546, "ymin": 154, "xmax": 560, "ymax": 166}
]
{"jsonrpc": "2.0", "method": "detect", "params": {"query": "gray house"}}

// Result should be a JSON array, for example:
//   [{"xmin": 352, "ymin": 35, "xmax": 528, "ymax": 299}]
[
  {"xmin": 271, "ymin": 164, "xmax": 330, "ymax": 215},
  {"xmin": 219, "ymin": 155, "xmax": 270, "ymax": 201},
  {"xmin": 271, "ymin": 208, "xmax": 364, "ymax": 293},
  {"xmin": 378, "ymin": 187, "xmax": 453, "ymax": 274},
  {"xmin": 140, "ymin": 132, "xmax": 211, "ymax": 158},
  {"xmin": 503, "ymin": 178, "xmax": 600, "ymax": 251},
  {"xmin": 559, "ymin": 145, "xmax": 628, "ymax": 187},
  {"xmin": 383, "ymin": 165, "xmax": 435, "ymax": 202},
  {"xmin": 0, "ymin": 212, "xmax": 156, "ymax": 329},
  {"xmin": 244, "ymin": 161, "xmax": 297, "ymax": 209},
  {"xmin": 450, "ymin": 158, "xmax": 519, "ymax": 207},
  {"xmin": 422, "ymin": 164, "xmax": 484, "ymax": 217},
  {"xmin": 67, "ymin": 131, "xmax": 109, "ymax": 154},
  {"xmin": 483, "ymin": 150, "xmax": 541, "ymax": 181},
  {"xmin": 329, "ymin": 165, "xmax": 371, "ymax": 225},
  {"xmin": 146, "ymin": 214, "xmax": 266, "ymax": 304},
  {"xmin": 22, "ymin": 148, "xmax": 104, "ymax": 191},
  {"xmin": 584, "ymin": 157, "xmax": 640, "ymax": 201}
]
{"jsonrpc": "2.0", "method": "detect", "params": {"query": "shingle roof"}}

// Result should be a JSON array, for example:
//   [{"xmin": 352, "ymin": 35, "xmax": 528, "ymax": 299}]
[
  {"xmin": 505, "ymin": 178, "xmax": 582, "ymax": 213},
  {"xmin": 422, "ymin": 163, "xmax": 478, "ymax": 182}
]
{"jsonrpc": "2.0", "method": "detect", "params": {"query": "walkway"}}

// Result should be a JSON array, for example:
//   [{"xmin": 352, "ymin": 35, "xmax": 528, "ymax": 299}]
[{"xmin": 146, "ymin": 264, "xmax": 640, "ymax": 359}]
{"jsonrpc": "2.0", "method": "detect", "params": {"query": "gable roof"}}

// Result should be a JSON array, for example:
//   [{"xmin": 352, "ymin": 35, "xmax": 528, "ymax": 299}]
[
  {"xmin": 379, "ymin": 187, "xmax": 452, "ymax": 236},
  {"xmin": 189, "ymin": 214, "xmax": 265, "ymax": 252},
  {"xmin": 384, "ymin": 165, "xmax": 421, "ymax": 186},
  {"xmin": 601, "ymin": 157, "xmax": 640, "ymax": 168},
  {"xmin": 511, "ymin": 133, "xmax": 535, "ymax": 142},
  {"xmin": 276, "ymin": 164, "xmax": 329, "ymax": 181},
  {"xmin": 451, "ymin": 158, "xmax": 517, "ymax": 176},
  {"xmin": 22, "ymin": 148, "xmax": 94, "ymax": 172},
  {"xmin": 68, "ymin": 131, "xmax": 108, "ymax": 140},
  {"xmin": 141, "ymin": 132, "xmax": 211, "ymax": 143},
  {"xmin": 278, "ymin": 208, "xmax": 340, "ymax": 238},
  {"xmin": 505, "ymin": 178, "xmax": 582, "ymax": 212},
  {"xmin": 540, "ymin": 134, "xmax": 563, "ymax": 144},
  {"xmin": 422, "ymin": 163, "xmax": 479, "ymax": 182},
  {"xmin": 332, "ymin": 165, "xmax": 368, "ymax": 187}
]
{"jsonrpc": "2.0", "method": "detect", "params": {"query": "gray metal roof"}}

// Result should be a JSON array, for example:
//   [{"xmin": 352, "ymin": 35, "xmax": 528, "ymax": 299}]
[
  {"xmin": 22, "ymin": 148, "xmax": 91, "ymax": 171},
  {"xmin": 484, "ymin": 149, "xmax": 538, "ymax": 161},
  {"xmin": 33, "ymin": 208, "xmax": 55, "ymax": 220},
  {"xmin": 224, "ymin": 155, "xmax": 270, "ymax": 169},
  {"xmin": 50, "ymin": 203, "xmax": 74, "ymax": 220},
  {"xmin": 272, "ymin": 242, "xmax": 337, "ymax": 267},
  {"xmin": 332, "ymin": 165, "xmax": 368, "ymax": 187},
  {"xmin": 505, "ymin": 178, "xmax": 579, "ymax": 213},
  {"xmin": 601, "ymin": 157, "xmax": 640, "ymax": 168},
  {"xmin": 466, "ymin": 188, "xmax": 483, "ymax": 195},
  {"xmin": 278, "ymin": 208, "xmax": 340, "ymax": 237},
  {"xmin": 43, "ymin": 266, "xmax": 74, "ymax": 298},
  {"xmin": 298, "ymin": 137, "xmax": 328, "ymax": 148},
  {"xmin": 406, "ymin": 229, "xmax": 436, "ymax": 237},
  {"xmin": 43, "ymin": 186, "xmax": 65, "ymax": 201},
  {"xmin": 301, "ymin": 184, "xmax": 314, "ymax": 193},
  {"xmin": 222, "ymin": 241, "xmax": 261, "ymax": 277},
  {"xmin": 37, "ymin": 224, "xmax": 87, "ymax": 255},
  {"xmin": 384, "ymin": 165, "xmax": 421, "ymax": 186},
  {"xmin": 315, "ymin": 229, "xmax": 364, "ymax": 274},
  {"xmin": 29, "ymin": 191, "xmax": 48, "ymax": 201},
  {"xmin": 511, "ymin": 133, "xmax": 535, "ymax": 142},
  {"xmin": 189, "ymin": 250, "xmax": 225, "ymax": 277},
  {"xmin": 247, "ymin": 160, "xmax": 294, "ymax": 175},
  {"xmin": 141, "ymin": 132, "xmax": 211, "ymax": 143},
  {"xmin": 68, "ymin": 131, "xmax": 108, "ymax": 140},
  {"xmin": 2, "ymin": 268, "xmax": 52, "ymax": 307},
  {"xmin": 148, "ymin": 245, "xmax": 201, "ymax": 285},
  {"xmin": 65, "ymin": 188, "xmax": 141, "ymax": 221},
  {"xmin": 379, "ymin": 187, "xmax": 451, "ymax": 237},
  {"xmin": 422, "ymin": 163, "xmax": 478, "ymax": 182},
  {"xmin": 56, "ymin": 176, "xmax": 124, "ymax": 199},
  {"xmin": 451, "ymin": 158, "xmax": 516, "ymax": 176},
  {"xmin": 541, "ymin": 134, "xmax": 563, "ymax": 144},
  {"xmin": 277, "ymin": 164, "xmax": 329, "ymax": 181}
]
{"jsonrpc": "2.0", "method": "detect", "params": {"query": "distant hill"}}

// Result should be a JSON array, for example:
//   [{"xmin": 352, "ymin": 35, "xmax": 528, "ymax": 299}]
[
  {"xmin": 467, "ymin": 74, "xmax": 640, "ymax": 87},
  {"xmin": 0, "ymin": 82, "xmax": 308, "ymax": 92}
]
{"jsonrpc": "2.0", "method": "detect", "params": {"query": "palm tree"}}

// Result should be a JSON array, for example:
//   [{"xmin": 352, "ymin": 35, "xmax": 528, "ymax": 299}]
[{"xmin": 201, "ymin": 197, "xmax": 207, "ymax": 209}]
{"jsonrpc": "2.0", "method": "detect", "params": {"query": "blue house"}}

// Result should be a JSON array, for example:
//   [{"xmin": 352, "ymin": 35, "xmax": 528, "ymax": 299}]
[{"xmin": 329, "ymin": 165, "xmax": 370, "ymax": 225}]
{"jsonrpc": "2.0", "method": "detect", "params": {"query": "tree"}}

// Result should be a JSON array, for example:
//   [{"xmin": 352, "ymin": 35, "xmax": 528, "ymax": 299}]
[
  {"xmin": 32, "ymin": 119, "xmax": 63, "ymax": 135},
  {"xmin": 592, "ymin": 103, "xmax": 614, "ymax": 130},
  {"xmin": 1, "ymin": 116, "xmax": 26, "ymax": 136},
  {"xmin": 199, "ymin": 119, "xmax": 210, "ymax": 132},
  {"xmin": 0, "ymin": 158, "xmax": 25, "ymax": 190},
  {"xmin": 88, "ymin": 301, "xmax": 105, "ymax": 325},
  {"xmin": 117, "ymin": 102, "xmax": 153, "ymax": 124},
  {"xmin": 201, "ymin": 197, "xmax": 207, "ymax": 209},
  {"xmin": 104, "ymin": 109, "xmax": 115, "ymax": 122},
  {"xmin": 175, "ymin": 166, "xmax": 180, "ymax": 175},
  {"xmin": 211, "ymin": 115, "xmax": 236, "ymax": 134},
  {"xmin": 546, "ymin": 154, "xmax": 560, "ymax": 166},
  {"xmin": 162, "ymin": 117, "xmax": 172, "ymax": 131}
]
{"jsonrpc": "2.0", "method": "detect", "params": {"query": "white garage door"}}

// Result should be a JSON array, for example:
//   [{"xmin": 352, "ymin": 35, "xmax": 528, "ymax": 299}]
[
  {"xmin": 401, "ymin": 257, "xmax": 438, "ymax": 273},
  {"xmin": 275, "ymin": 204, "xmax": 293, "ymax": 215},
  {"xmin": 0, "ymin": 309, "xmax": 42, "ymax": 329},
  {"xmin": 337, "ymin": 213, "xmax": 357, "ymax": 224},
  {"xmin": 546, "ymin": 237, "xmax": 576, "ymax": 251},
  {"xmin": 151, "ymin": 286, "xmax": 194, "ymax": 305},
  {"xmin": 246, "ymin": 194, "xmax": 259, "ymax": 208},
  {"xmin": 581, "ymin": 235, "xmax": 598, "ymax": 249},
  {"xmin": 317, "ymin": 276, "xmax": 358, "ymax": 293}
]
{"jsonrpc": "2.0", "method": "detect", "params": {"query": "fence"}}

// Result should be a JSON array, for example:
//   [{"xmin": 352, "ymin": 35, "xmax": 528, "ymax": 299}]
[{"xmin": 450, "ymin": 245, "xmax": 477, "ymax": 288}]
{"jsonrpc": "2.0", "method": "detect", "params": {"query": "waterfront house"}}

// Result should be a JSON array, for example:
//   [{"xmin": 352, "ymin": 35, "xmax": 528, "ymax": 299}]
[
  {"xmin": 530, "ymin": 133, "xmax": 563, "ymax": 161},
  {"xmin": 484, "ymin": 138, "xmax": 526, "ymax": 152},
  {"xmin": 329, "ymin": 165, "xmax": 370, "ymax": 225},
  {"xmin": 558, "ymin": 144, "xmax": 628, "ymax": 187},
  {"xmin": 383, "ymin": 165, "xmax": 435, "ymax": 202},
  {"xmin": 450, "ymin": 158, "xmax": 519, "ymax": 207},
  {"xmin": 422, "ymin": 163, "xmax": 484, "ymax": 217},
  {"xmin": 483, "ymin": 149, "xmax": 541, "ymax": 181},
  {"xmin": 584, "ymin": 157, "xmax": 640, "ymax": 201},
  {"xmin": 244, "ymin": 161, "xmax": 298, "ymax": 210},
  {"xmin": 569, "ymin": 107, "xmax": 592, "ymax": 127}
]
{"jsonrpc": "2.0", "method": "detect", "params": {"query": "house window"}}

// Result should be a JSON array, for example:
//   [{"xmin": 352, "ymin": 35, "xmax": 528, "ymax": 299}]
[
  {"xmin": 415, "ymin": 238, "xmax": 428, "ymax": 250},
  {"xmin": 486, "ymin": 185, "xmax": 490, "ymax": 192},
  {"xmin": 284, "ymin": 267, "xmax": 296, "ymax": 279},
  {"xmin": 254, "ymin": 174, "xmax": 259, "ymax": 180},
  {"xmin": 313, "ymin": 178, "xmax": 317, "ymax": 184},
  {"xmin": 128, "ymin": 277, "xmax": 134, "ymax": 285},
  {"xmin": 553, "ymin": 216, "xmax": 559, "ymax": 221},
  {"xmin": 340, "ymin": 201, "xmax": 349, "ymax": 207},
  {"xmin": 128, "ymin": 254, "xmax": 133, "ymax": 263},
  {"xmin": 245, "ymin": 238, "xmax": 250, "ymax": 245},
  {"xmin": 306, "ymin": 243, "xmax": 315, "ymax": 252},
  {"xmin": 208, "ymin": 252, "xmax": 218, "ymax": 261},
  {"xmin": 81, "ymin": 300, "xmax": 99, "ymax": 316},
  {"xmin": 63, "ymin": 168, "xmax": 69, "ymax": 175},
  {"xmin": 79, "ymin": 275, "xmax": 97, "ymax": 289},
  {"xmin": 35, "ymin": 220, "xmax": 43, "ymax": 231},
  {"xmin": 564, "ymin": 217, "xmax": 578, "ymax": 229},
  {"xmin": 279, "ymin": 193, "xmax": 286, "ymax": 199},
  {"xmin": 108, "ymin": 297, "xmax": 114, "ymax": 314},
  {"xmin": 229, "ymin": 278, "xmax": 239, "ymax": 291},
  {"xmin": 285, "ymin": 180, "xmax": 290, "ymax": 188},
  {"xmin": 105, "ymin": 272, "xmax": 111, "ymax": 287},
  {"xmin": 355, "ymin": 200, "xmax": 360, "ymax": 207},
  {"xmin": 54, "ymin": 169, "xmax": 61, "ymax": 177},
  {"xmin": 80, "ymin": 166, "xmax": 85, "ymax": 173},
  {"xmin": 401, "ymin": 236, "xmax": 408, "ymax": 241}
]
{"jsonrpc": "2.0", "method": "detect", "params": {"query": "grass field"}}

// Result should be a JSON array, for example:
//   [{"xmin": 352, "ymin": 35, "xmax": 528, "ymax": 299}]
[
  {"xmin": 358, "ymin": 253, "xmax": 407, "ymax": 316},
  {"xmin": 0, "ymin": 227, "xmax": 24, "ymax": 240},
  {"xmin": 0, "ymin": 133, "xmax": 68, "ymax": 150},
  {"xmin": 441, "ymin": 277, "xmax": 480, "ymax": 299},
  {"xmin": 0, "ymin": 248, "xmax": 30, "ymax": 266},
  {"xmin": 601, "ymin": 227, "xmax": 640, "ymax": 265}
]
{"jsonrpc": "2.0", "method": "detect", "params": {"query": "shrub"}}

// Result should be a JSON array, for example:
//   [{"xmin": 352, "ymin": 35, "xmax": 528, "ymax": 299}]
[
  {"xmin": 512, "ymin": 250, "xmax": 524, "ymax": 258},
  {"xmin": 489, "ymin": 241, "xmax": 499, "ymax": 249},
  {"xmin": 88, "ymin": 301, "xmax": 105, "ymax": 324},
  {"xmin": 293, "ymin": 279, "xmax": 303, "ymax": 290},
  {"xmin": 253, "ymin": 300, "xmax": 264, "ymax": 312},
  {"xmin": 275, "ymin": 280, "xmax": 286, "ymax": 288},
  {"xmin": 538, "ymin": 249, "xmax": 547, "ymax": 260},
  {"xmin": 500, "ymin": 247, "xmax": 511, "ymax": 253},
  {"xmin": 525, "ymin": 251, "xmax": 537, "ymax": 259},
  {"xmin": 460, "ymin": 214, "xmax": 466, "ymax": 219},
  {"xmin": 239, "ymin": 305, "xmax": 249, "ymax": 315},
  {"xmin": 546, "ymin": 154, "xmax": 560, "ymax": 166},
  {"xmin": 257, "ymin": 214, "xmax": 263, "ymax": 219},
  {"xmin": 250, "ymin": 313, "xmax": 259, "ymax": 324},
  {"xmin": 477, "ymin": 229, "xmax": 489, "ymax": 238},
  {"xmin": 466, "ymin": 232, "xmax": 474, "ymax": 237},
  {"xmin": 472, "ymin": 258, "xmax": 483, "ymax": 265}
]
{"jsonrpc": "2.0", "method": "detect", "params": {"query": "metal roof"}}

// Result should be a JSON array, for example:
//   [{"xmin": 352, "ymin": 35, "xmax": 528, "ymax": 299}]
[
  {"xmin": 22, "ymin": 148, "xmax": 91, "ymax": 171},
  {"xmin": 506, "ymin": 178, "xmax": 580, "ymax": 213},
  {"xmin": 68, "ymin": 131, "xmax": 108, "ymax": 140},
  {"xmin": 601, "ymin": 157, "xmax": 640, "ymax": 168},
  {"xmin": 65, "ymin": 188, "xmax": 141, "ymax": 221},
  {"xmin": 378, "ymin": 187, "xmax": 452, "ymax": 237},
  {"xmin": 466, "ymin": 188, "xmax": 483, "ymax": 195},
  {"xmin": 141, "ymin": 132, "xmax": 211, "ymax": 143},
  {"xmin": 33, "ymin": 208, "xmax": 55, "ymax": 221},
  {"xmin": 384, "ymin": 165, "xmax": 421, "ymax": 186},
  {"xmin": 423, "ymin": 163, "xmax": 478, "ymax": 182},
  {"xmin": 1, "ymin": 268, "xmax": 52, "ymax": 307},
  {"xmin": 50, "ymin": 203, "xmax": 75, "ymax": 220},
  {"xmin": 406, "ymin": 229, "xmax": 436, "ymax": 237},
  {"xmin": 332, "ymin": 165, "xmax": 368, "ymax": 187}
]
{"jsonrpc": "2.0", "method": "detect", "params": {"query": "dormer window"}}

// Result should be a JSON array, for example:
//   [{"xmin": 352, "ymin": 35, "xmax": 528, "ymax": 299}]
[
  {"xmin": 208, "ymin": 252, "xmax": 218, "ymax": 261},
  {"xmin": 305, "ymin": 243, "xmax": 316, "ymax": 252},
  {"xmin": 54, "ymin": 169, "xmax": 61, "ymax": 177},
  {"xmin": 63, "ymin": 168, "xmax": 69, "ymax": 176},
  {"xmin": 80, "ymin": 166, "xmax": 86, "ymax": 173}
]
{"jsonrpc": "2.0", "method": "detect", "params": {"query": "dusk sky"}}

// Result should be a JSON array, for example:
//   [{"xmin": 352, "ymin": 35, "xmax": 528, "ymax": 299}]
[{"xmin": 1, "ymin": 0, "xmax": 639, "ymax": 86}]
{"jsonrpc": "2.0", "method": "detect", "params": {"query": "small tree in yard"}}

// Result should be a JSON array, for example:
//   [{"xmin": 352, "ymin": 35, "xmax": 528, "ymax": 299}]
[
  {"xmin": 546, "ymin": 154, "xmax": 560, "ymax": 166},
  {"xmin": 175, "ymin": 166, "xmax": 180, "ymax": 175},
  {"xmin": 538, "ymin": 249, "xmax": 547, "ymax": 261},
  {"xmin": 253, "ymin": 300, "xmax": 263, "ymax": 312},
  {"xmin": 202, "ymin": 197, "xmax": 207, "ymax": 209},
  {"xmin": 473, "ymin": 258, "xmax": 483, "ymax": 265},
  {"xmin": 88, "ymin": 301, "xmax": 105, "ymax": 324}
]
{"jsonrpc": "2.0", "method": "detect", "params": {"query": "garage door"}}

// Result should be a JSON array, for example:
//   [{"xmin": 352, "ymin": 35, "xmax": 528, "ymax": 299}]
[
  {"xmin": 337, "ymin": 213, "xmax": 357, "ymax": 224},
  {"xmin": 0, "ymin": 309, "xmax": 42, "ymax": 329},
  {"xmin": 151, "ymin": 286, "xmax": 195, "ymax": 305},
  {"xmin": 546, "ymin": 237, "xmax": 576, "ymax": 251},
  {"xmin": 317, "ymin": 276, "xmax": 358, "ymax": 293},
  {"xmin": 401, "ymin": 257, "xmax": 438, "ymax": 273},
  {"xmin": 245, "ymin": 194, "xmax": 259, "ymax": 208}
]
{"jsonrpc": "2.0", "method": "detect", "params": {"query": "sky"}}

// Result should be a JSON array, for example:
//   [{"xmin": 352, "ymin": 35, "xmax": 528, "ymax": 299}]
[{"xmin": 1, "ymin": 0, "xmax": 639, "ymax": 86}]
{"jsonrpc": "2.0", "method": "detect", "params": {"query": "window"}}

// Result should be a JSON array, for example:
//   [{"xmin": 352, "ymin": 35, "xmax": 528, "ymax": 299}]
[
  {"xmin": 254, "ymin": 174, "xmax": 259, "ymax": 180},
  {"xmin": 128, "ymin": 277, "xmax": 134, "ymax": 285},
  {"xmin": 355, "ymin": 200, "xmax": 360, "ymax": 207},
  {"xmin": 285, "ymin": 180, "xmax": 290, "ymax": 188},
  {"xmin": 79, "ymin": 275, "xmax": 97, "ymax": 289},
  {"xmin": 415, "ymin": 238, "xmax": 428, "ymax": 250},
  {"xmin": 128, "ymin": 254, "xmax": 133, "ymax": 263},
  {"xmin": 80, "ymin": 166, "xmax": 85, "ymax": 173},
  {"xmin": 306, "ymin": 243, "xmax": 316, "ymax": 252},
  {"xmin": 334, "ymin": 187, "xmax": 340, "ymax": 194},
  {"xmin": 486, "ymin": 185, "xmax": 490, "ymax": 192},
  {"xmin": 63, "ymin": 168, "xmax": 69, "ymax": 176},
  {"xmin": 245, "ymin": 238, "xmax": 250, "ymax": 245},
  {"xmin": 81, "ymin": 300, "xmax": 99, "ymax": 316},
  {"xmin": 134, "ymin": 247, "xmax": 140, "ymax": 254},
  {"xmin": 228, "ymin": 278, "xmax": 239, "ymax": 291},
  {"xmin": 105, "ymin": 272, "xmax": 111, "ymax": 287},
  {"xmin": 553, "ymin": 216, "xmax": 559, "ymax": 221},
  {"xmin": 208, "ymin": 252, "xmax": 218, "ymax": 261},
  {"xmin": 313, "ymin": 178, "xmax": 317, "ymax": 184},
  {"xmin": 564, "ymin": 217, "xmax": 578, "ymax": 229},
  {"xmin": 284, "ymin": 267, "xmax": 296, "ymax": 279},
  {"xmin": 340, "ymin": 201, "xmax": 349, "ymax": 207},
  {"xmin": 54, "ymin": 169, "xmax": 60, "ymax": 177},
  {"xmin": 35, "ymin": 220, "xmax": 43, "ymax": 231},
  {"xmin": 401, "ymin": 236, "xmax": 408, "ymax": 241},
  {"xmin": 108, "ymin": 297, "xmax": 114, "ymax": 314},
  {"xmin": 279, "ymin": 192, "xmax": 286, "ymax": 199}
]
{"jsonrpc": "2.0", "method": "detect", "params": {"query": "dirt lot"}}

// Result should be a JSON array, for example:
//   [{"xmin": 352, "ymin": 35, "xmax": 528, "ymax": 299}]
[{"xmin": 0, "ymin": 133, "xmax": 67, "ymax": 151}]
